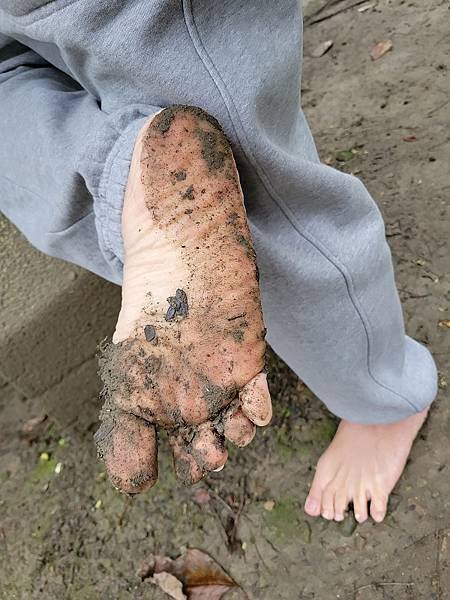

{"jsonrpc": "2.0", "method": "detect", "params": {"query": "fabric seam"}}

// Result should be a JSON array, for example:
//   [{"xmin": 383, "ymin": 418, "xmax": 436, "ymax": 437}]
[{"xmin": 181, "ymin": 0, "xmax": 419, "ymax": 412}]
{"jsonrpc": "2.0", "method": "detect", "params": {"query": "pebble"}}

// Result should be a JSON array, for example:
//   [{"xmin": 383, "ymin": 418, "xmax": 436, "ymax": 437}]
[{"xmin": 144, "ymin": 324, "xmax": 157, "ymax": 342}]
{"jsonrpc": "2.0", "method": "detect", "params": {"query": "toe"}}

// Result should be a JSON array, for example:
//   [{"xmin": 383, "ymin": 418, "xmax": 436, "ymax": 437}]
[
  {"xmin": 223, "ymin": 405, "xmax": 256, "ymax": 447},
  {"xmin": 240, "ymin": 372, "xmax": 272, "ymax": 426},
  {"xmin": 304, "ymin": 494, "xmax": 321, "ymax": 517},
  {"xmin": 95, "ymin": 411, "xmax": 158, "ymax": 494},
  {"xmin": 353, "ymin": 489, "xmax": 369, "ymax": 524},
  {"xmin": 304, "ymin": 458, "xmax": 333, "ymax": 518},
  {"xmin": 169, "ymin": 434, "xmax": 204, "ymax": 486},
  {"xmin": 370, "ymin": 489, "xmax": 389, "ymax": 523},
  {"xmin": 333, "ymin": 488, "xmax": 349, "ymax": 522},
  {"xmin": 320, "ymin": 484, "xmax": 335, "ymax": 520},
  {"xmin": 191, "ymin": 422, "xmax": 228, "ymax": 471}
]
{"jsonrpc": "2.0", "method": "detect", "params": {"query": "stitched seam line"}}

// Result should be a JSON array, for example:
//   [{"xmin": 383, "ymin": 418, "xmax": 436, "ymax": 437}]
[{"xmin": 182, "ymin": 0, "xmax": 418, "ymax": 412}]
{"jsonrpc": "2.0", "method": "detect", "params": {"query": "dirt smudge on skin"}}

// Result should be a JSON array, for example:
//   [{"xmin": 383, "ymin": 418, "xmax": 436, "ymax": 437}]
[
  {"xmin": 195, "ymin": 127, "xmax": 228, "ymax": 172},
  {"xmin": 231, "ymin": 330, "xmax": 244, "ymax": 343},
  {"xmin": 181, "ymin": 185, "xmax": 195, "ymax": 200},
  {"xmin": 174, "ymin": 170, "xmax": 187, "ymax": 181},
  {"xmin": 201, "ymin": 378, "xmax": 238, "ymax": 419},
  {"xmin": 174, "ymin": 457, "xmax": 194, "ymax": 486},
  {"xmin": 144, "ymin": 324, "xmax": 157, "ymax": 342},
  {"xmin": 129, "ymin": 471, "xmax": 153, "ymax": 489},
  {"xmin": 165, "ymin": 288, "xmax": 189, "ymax": 321},
  {"xmin": 235, "ymin": 232, "xmax": 257, "ymax": 261},
  {"xmin": 150, "ymin": 105, "xmax": 224, "ymax": 136}
]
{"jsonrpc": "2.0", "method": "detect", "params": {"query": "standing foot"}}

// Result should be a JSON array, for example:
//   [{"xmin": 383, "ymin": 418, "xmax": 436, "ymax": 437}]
[{"xmin": 304, "ymin": 408, "xmax": 429, "ymax": 523}]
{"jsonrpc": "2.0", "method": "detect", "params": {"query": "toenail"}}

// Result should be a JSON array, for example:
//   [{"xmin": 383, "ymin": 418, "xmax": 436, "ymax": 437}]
[
  {"xmin": 213, "ymin": 464, "xmax": 225, "ymax": 472},
  {"xmin": 322, "ymin": 510, "xmax": 333, "ymax": 520},
  {"xmin": 334, "ymin": 513, "xmax": 344, "ymax": 522},
  {"xmin": 305, "ymin": 498, "xmax": 318, "ymax": 513}
]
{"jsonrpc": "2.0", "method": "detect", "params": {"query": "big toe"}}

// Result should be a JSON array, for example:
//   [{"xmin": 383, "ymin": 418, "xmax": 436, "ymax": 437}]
[
  {"xmin": 95, "ymin": 410, "xmax": 158, "ymax": 494},
  {"xmin": 304, "ymin": 475, "xmax": 324, "ymax": 517}
]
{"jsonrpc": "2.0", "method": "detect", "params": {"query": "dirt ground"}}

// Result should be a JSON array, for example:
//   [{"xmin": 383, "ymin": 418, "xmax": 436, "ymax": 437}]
[{"xmin": 1, "ymin": 1, "xmax": 449, "ymax": 598}]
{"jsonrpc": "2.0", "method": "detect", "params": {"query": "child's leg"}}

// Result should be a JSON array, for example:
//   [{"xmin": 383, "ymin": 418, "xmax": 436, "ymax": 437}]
[{"xmin": 0, "ymin": 1, "xmax": 437, "ymax": 514}]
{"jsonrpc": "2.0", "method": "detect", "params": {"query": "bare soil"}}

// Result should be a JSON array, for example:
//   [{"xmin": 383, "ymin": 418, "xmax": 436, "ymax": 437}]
[{"xmin": 1, "ymin": 1, "xmax": 449, "ymax": 598}]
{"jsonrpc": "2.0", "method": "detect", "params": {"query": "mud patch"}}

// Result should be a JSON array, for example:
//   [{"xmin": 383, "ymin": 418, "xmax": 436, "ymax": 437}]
[
  {"xmin": 144, "ymin": 324, "xmax": 157, "ymax": 342},
  {"xmin": 195, "ymin": 127, "xmax": 228, "ymax": 172},
  {"xmin": 165, "ymin": 288, "xmax": 189, "ymax": 321},
  {"xmin": 181, "ymin": 185, "xmax": 195, "ymax": 200},
  {"xmin": 151, "ymin": 105, "xmax": 224, "ymax": 136},
  {"xmin": 201, "ymin": 378, "xmax": 238, "ymax": 419},
  {"xmin": 234, "ymin": 232, "xmax": 257, "ymax": 261}
]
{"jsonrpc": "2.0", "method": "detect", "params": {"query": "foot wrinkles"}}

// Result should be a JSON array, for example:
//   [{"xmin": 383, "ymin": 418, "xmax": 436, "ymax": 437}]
[{"xmin": 95, "ymin": 105, "xmax": 272, "ymax": 494}]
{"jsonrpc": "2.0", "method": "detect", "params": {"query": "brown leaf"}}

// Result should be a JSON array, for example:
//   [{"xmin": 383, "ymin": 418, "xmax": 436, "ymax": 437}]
[
  {"xmin": 370, "ymin": 39, "xmax": 393, "ymax": 60},
  {"xmin": 311, "ymin": 40, "xmax": 333, "ymax": 58},
  {"xmin": 146, "ymin": 549, "xmax": 237, "ymax": 600},
  {"xmin": 402, "ymin": 135, "xmax": 417, "ymax": 142},
  {"xmin": 151, "ymin": 572, "xmax": 187, "ymax": 600}
]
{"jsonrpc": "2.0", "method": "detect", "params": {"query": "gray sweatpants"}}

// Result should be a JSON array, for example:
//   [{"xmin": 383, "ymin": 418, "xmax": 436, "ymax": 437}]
[{"xmin": 0, "ymin": 1, "xmax": 437, "ymax": 424}]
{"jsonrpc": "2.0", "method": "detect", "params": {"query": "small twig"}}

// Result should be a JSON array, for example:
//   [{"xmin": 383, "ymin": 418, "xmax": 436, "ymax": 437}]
[
  {"xmin": 118, "ymin": 496, "xmax": 132, "ymax": 527},
  {"xmin": 435, "ymin": 529, "xmax": 443, "ymax": 600},
  {"xmin": 204, "ymin": 483, "xmax": 235, "ymax": 515},
  {"xmin": 355, "ymin": 581, "xmax": 415, "ymax": 596},
  {"xmin": 427, "ymin": 99, "xmax": 450, "ymax": 117},
  {"xmin": 307, "ymin": 0, "xmax": 369, "ymax": 25},
  {"xmin": 227, "ymin": 313, "xmax": 247, "ymax": 321}
]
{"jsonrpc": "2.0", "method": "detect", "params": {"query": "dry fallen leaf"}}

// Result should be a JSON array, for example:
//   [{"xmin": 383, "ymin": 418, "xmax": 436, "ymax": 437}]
[
  {"xmin": 141, "ymin": 549, "xmax": 237, "ymax": 600},
  {"xmin": 370, "ymin": 39, "xmax": 393, "ymax": 60},
  {"xmin": 263, "ymin": 500, "xmax": 275, "ymax": 511},
  {"xmin": 402, "ymin": 135, "xmax": 417, "ymax": 142},
  {"xmin": 151, "ymin": 572, "xmax": 187, "ymax": 600},
  {"xmin": 311, "ymin": 40, "xmax": 333, "ymax": 58}
]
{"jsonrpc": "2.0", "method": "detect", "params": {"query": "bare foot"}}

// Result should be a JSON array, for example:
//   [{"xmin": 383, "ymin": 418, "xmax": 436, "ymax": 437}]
[
  {"xmin": 304, "ymin": 408, "xmax": 429, "ymax": 523},
  {"xmin": 94, "ymin": 106, "xmax": 272, "ymax": 494}
]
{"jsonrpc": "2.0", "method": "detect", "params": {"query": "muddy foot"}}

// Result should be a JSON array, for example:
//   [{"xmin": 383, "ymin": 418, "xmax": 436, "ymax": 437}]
[
  {"xmin": 95, "ymin": 106, "xmax": 271, "ymax": 493},
  {"xmin": 304, "ymin": 409, "xmax": 428, "ymax": 523}
]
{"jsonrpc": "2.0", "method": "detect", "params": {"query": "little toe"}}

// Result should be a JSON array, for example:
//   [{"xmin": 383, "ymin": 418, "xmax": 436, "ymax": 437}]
[
  {"xmin": 320, "ymin": 485, "xmax": 335, "ymax": 520},
  {"xmin": 353, "ymin": 490, "xmax": 369, "ymax": 523},
  {"xmin": 223, "ymin": 405, "xmax": 256, "ymax": 447},
  {"xmin": 370, "ymin": 491, "xmax": 388, "ymax": 523},
  {"xmin": 240, "ymin": 372, "xmax": 272, "ymax": 426},
  {"xmin": 95, "ymin": 411, "xmax": 158, "ymax": 494}
]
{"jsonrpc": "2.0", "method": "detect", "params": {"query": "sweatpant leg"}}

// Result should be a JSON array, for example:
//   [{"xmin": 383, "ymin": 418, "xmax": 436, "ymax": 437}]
[
  {"xmin": 0, "ymin": 34, "xmax": 156, "ymax": 283},
  {"xmin": 0, "ymin": 1, "xmax": 437, "ymax": 423}
]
